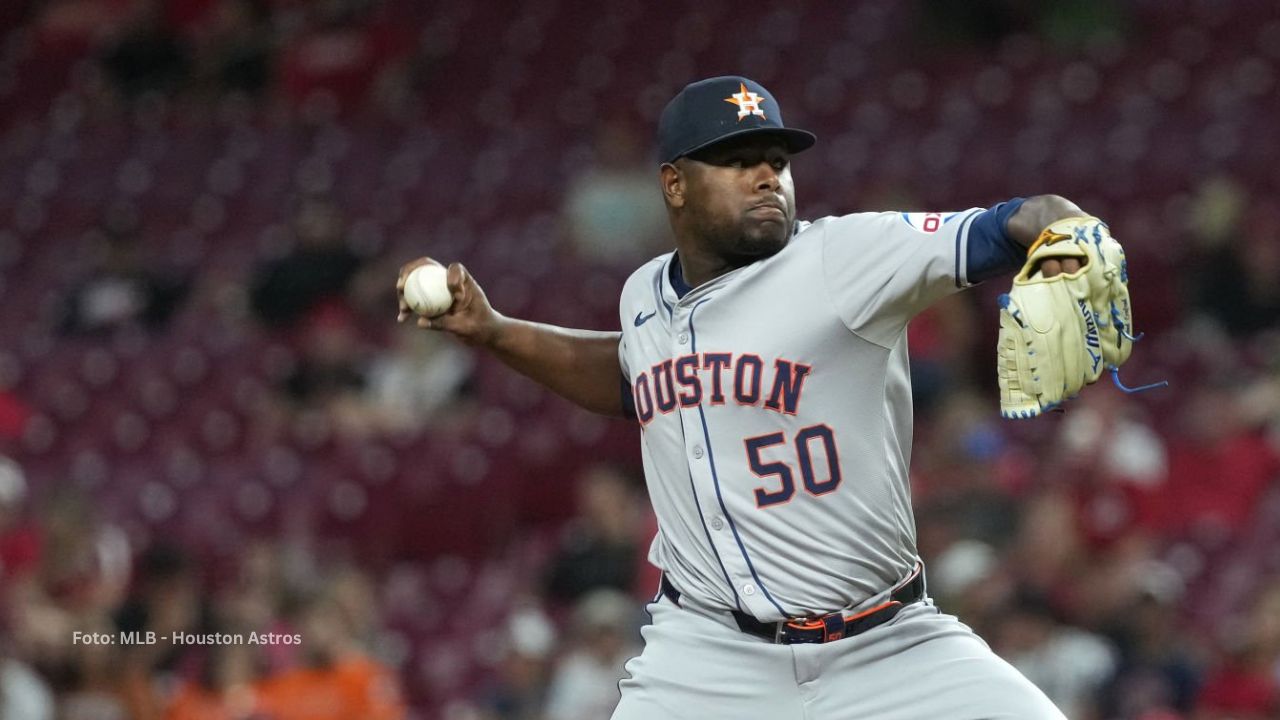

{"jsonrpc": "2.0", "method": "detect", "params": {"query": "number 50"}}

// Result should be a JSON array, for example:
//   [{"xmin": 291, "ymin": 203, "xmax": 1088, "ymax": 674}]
[{"xmin": 744, "ymin": 424, "xmax": 842, "ymax": 508}]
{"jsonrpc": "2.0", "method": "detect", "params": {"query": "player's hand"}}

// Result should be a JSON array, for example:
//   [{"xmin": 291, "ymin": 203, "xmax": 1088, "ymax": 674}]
[
  {"xmin": 396, "ymin": 258, "xmax": 502, "ymax": 347},
  {"xmin": 1036, "ymin": 257, "xmax": 1081, "ymax": 278}
]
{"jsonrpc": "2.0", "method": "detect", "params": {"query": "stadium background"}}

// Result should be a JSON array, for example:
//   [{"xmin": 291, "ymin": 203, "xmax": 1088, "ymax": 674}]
[{"xmin": 1, "ymin": 0, "xmax": 1279, "ymax": 718}]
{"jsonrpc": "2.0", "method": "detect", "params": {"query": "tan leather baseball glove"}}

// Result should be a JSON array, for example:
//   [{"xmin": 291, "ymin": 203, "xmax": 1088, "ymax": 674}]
[{"xmin": 998, "ymin": 217, "xmax": 1135, "ymax": 418}]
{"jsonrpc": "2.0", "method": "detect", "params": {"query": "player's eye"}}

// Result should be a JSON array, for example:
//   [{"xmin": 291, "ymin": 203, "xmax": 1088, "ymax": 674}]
[{"xmin": 770, "ymin": 157, "xmax": 788, "ymax": 171}]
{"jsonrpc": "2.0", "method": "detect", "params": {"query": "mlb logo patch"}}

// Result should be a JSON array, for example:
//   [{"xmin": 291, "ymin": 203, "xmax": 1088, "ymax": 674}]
[{"xmin": 899, "ymin": 212, "xmax": 952, "ymax": 234}]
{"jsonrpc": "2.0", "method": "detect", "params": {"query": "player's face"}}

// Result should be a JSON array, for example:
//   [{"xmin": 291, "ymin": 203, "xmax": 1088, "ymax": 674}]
[{"xmin": 678, "ymin": 135, "xmax": 796, "ymax": 262}]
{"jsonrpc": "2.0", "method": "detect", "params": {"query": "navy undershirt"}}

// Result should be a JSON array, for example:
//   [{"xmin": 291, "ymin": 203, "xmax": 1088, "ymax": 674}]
[
  {"xmin": 669, "ymin": 254, "xmax": 694, "ymax": 299},
  {"xmin": 967, "ymin": 198, "xmax": 1027, "ymax": 283}
]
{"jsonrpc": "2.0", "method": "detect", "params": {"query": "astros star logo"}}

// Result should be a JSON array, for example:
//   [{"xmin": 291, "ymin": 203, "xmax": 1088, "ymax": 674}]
[{"xmin": 724, "ymin": 82, "xmax": 767, "ymax": 121}]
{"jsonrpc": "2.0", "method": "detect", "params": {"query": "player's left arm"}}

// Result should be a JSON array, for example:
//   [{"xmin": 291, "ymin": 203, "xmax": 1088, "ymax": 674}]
[
  {"xmin": 822, "ymin": 196, "xmax": 1097, "ymax": 347},
  {"xmin": 968, "ymin": 194, "xmax": 1087, "ymax": 281},
  {"xmin": 1005, "ymin": 194, "xmax": 1087, "ymax": 248}
]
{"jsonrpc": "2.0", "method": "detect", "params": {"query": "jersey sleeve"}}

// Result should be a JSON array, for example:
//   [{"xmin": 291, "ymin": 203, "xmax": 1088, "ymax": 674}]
[
  {"xmin": 618, "ymin": 335, "xmax": 632, "ymax": 377},
  {"xmin": 618, "ymin": 337, "xmax": 636, "ymax": 419},
  {"xmin": 617, "ymin": 267, "xmax": 648, "ymax": 421},
  {"xmin": 821, "ymin": 208, "xmax": 983, "ymax": 348}
]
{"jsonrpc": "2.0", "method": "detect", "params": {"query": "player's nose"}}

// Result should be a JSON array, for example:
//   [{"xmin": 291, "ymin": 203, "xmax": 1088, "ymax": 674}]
[{"xmin": 752, "ymin": 162, "xmax": 782, "ymax": 192}]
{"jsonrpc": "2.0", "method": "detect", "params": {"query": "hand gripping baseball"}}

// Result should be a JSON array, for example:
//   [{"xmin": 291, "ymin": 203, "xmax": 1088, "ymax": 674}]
[
  {"xmin": 998, "ymin": 217, "xmax": 1138, "ymax": 418},
  {"xmin": 396, "ymin": 258, "xmax": 500, "ymax": 346}
]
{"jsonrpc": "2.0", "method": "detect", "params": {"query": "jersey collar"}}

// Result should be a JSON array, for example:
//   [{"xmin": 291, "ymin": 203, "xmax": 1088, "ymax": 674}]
[
  {"xmin": 668, "ymin": 253, "xmax": 694, "ymax": 300},
  {"xmin": 667, "ymin": 222, "xmax": 806, "ymax": 303}
]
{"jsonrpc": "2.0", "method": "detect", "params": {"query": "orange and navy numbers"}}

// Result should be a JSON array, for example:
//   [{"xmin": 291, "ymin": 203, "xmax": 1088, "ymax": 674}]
[
  {"xmin": 746, "ymin": 432, "xmax": 794, "ymax": 508},
  {"xmin": 745, "ymin": 424, "xmax": 842, "ymax": 508},
  {"xmin": 632, "ymin": 353, "xmax": 813, "ymax": 426},
  {"xmin": 795, "ymin": 424, "xmax": 841, "ymax": 496}
]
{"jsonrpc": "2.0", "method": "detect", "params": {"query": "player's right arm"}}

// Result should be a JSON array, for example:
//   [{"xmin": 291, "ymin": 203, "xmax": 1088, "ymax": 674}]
[{"xmin": 397, "ymin": 258, "xmax": 626, "ymax": 418}]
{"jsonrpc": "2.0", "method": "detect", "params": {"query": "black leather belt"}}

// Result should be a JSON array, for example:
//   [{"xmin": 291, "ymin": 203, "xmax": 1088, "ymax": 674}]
[{"xmin": 660, "ymin": 565, "xmax": 925, "ymax": 645}]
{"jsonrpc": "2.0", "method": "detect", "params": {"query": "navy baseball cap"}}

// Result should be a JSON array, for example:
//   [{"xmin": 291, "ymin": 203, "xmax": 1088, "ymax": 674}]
[{"xmin": 658, "ymin": 76, "xmax": 817, "ymax": 164}]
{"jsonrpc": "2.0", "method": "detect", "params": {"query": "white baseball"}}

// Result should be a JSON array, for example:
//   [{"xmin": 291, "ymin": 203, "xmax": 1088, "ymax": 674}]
[{"xmin": 403, "ymin": 264, "xmax": 454, "ymax": 317}]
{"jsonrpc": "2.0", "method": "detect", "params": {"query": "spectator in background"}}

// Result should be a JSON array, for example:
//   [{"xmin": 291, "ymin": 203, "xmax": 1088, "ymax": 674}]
[
  {"xmin": 905, "ymin": 294, "xmax": 978, "ymax": 419},
  {"xmin": 55, "ymin": 622, "xmax": 130, "ymax": 720},
  {"xmin": 1194, "ymin": 581, "xmax": 1280, "ymax": 719},
  {"xmin": 34, "ymin": 0, "xmax": 133, "ymax": 60},
  {"xmin": 1194, "ymin": 200, "xmax": 1280, "ymax": 339},
  {"xmin": 277, "ymin": 0, "xmax": 411, "ymax": 118},
  {"xmin": 993, "ymin": 588, "xmax": 1118, "ymax": 720},
  {"xmin": 35, "ymin": 509, "xmax": 141, "ymax": 720},
  {"xmin": 363, "ymin": 328, "xmax": 476, "ymax": 436},
  {"xmin": 250, "ymin": 196, "xmax": 364, "ymax": 328},
  {"xmin": 0, "ymin": 355, "xmax": 31, "ymax": 450},
  {"xmin": 100, "ymin": 0, "xmax": 191, "ymax": 102},
  {"xmin": 1008, "ymin": 486, "xmax": 1091, "ymax": 608},
  {"xmin": 113, "ymin": 544, "xmax": 204, "ymax": 714},
  {"xmin": 1183, "ymin": 175, "xmax": 1267, "ymax": 337},
  {"xmin": 562, "ymin": 120, "xmax": 668, "ymax": 267},
  {"xmin": 0, "ymin": 457, "xmax": 41, "ymax": 585},
  {"xmin": 255, "ymin": 586, "xmax": 405, "ymax": 720},
  {"xmin": 193, "ymin": 0, "xmax": 274, "ymax": 100},
  {"xmin": 0, "ymin": 632, "xmax": 55, "ymax": 720},
  {"xmin": 1100, "ymin": 571, "xmax": 1202, "ymax": 720},
  {"xmin": 910, "ymin": 390, "xmax": 1019, "ymax": 549},
  {"xmin": 325, "ymin": 564, "xmax": 382, "ymax": 648},
  {"xmin": 543, "ymin": 589, "xmax": 640, "ymax": 720},
  {"xmin": 0, "ymin": 392, "xmax": 29, "ymax": 453},
  {"xmin": 216, "ymin": 540, "xmax": 290, "ymax": 645},
  {"xmin": 1185, "ymin": 176, "xmax": 1248, "ymax": 256},
  {"xmin": 923, "ymin": 538, "xmax": 1005, "ymax": 632},
  {"xmin": 163, "ymin": 641, "xmax": 261, "ymax": 720},
  {"xmin": 112, "ymin": 544, "xmax": 207, "ymax": 720},
  {"xmin": 15, "ymin": 488, "xmax": 131, "ymax": 672},
  {"xmin": 2, "ymin": 541, "xmax": 53, "ymax": 720},
  {"xmin": 545, "ymin": 465, "xmax": 645, "ymax": 605},
  {"xmin": 113, "ymin": 544, "xmax": 202, "ymax": 643},
  {"xmin": 472, "ymin": 606, "xmax": 557, "ymax": 720},
  {"xmin": 268, "ymin": 302, "xmax": 374, "ymax": 440},
  {"xmin": 60, "ymin": 207, "xmax": 191, "ymax": 336},
  {"xmin": 1159, "ymin": 382, "xmax": 1279, "ymax": 539},
  {"xmin": 1054, "ymin": 386, "xmax": 1169, "ymax": 546}
]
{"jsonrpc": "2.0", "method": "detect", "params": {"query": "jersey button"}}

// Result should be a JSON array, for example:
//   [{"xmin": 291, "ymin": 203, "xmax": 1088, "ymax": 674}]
[
  {"xmin": 677, "ymin": 332, "xmax": 689, "ymax": 344},
  {"xmin": 742, "ymin": 584, "xmax": 757, "ymax": 596},
  {"xmin": 692, "ymin": 445, "xmax": 704, "ymax": 459},
  {"xmin": 710, "ymin": 516, "xmax": 724, "ymax": 531}
]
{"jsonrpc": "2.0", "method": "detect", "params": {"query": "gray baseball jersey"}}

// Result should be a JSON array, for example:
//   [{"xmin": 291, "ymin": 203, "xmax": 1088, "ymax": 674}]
[{"xmin": 618, "ymin": 209, "xmax": 980, "ymax": 622}]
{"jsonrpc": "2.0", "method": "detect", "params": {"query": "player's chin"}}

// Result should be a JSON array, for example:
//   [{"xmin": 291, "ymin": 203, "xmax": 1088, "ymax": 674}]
[{"xmin": 739, "ymin": 221, "xmax": 790, "ymax": 255}]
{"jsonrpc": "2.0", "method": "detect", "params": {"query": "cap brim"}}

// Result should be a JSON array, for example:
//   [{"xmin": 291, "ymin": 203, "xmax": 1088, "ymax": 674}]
[{"xmin": 671, "ymin": 127, "xmax": 817, "ymax": 163}]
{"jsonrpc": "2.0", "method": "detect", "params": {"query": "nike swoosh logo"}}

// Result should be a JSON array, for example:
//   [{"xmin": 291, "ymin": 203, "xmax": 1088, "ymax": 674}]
[{"xmin": 634, "ymin": 310, "xmax": 657, "ymax": 327}]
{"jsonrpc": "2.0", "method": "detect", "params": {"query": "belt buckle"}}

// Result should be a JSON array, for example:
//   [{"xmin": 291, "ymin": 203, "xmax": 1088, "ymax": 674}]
[{"xmin": 779, "ymin": 613, "xmax": 845, "ymax": 644}]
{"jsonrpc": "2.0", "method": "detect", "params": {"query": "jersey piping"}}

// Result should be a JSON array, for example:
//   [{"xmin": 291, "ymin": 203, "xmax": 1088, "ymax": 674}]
[
  {"xmin": 689, "ymin": 297, "xmax": 788, "ymax": 617},
  {"xmin": 675, "ymin": 404, "xmax": 745, "ymax": 612},
  {"xmin": 953, "ymin": 210, "xmax": 979, "ymax": 289}
]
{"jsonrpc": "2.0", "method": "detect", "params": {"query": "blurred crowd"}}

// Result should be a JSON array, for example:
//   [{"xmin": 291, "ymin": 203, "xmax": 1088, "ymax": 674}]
[{"xmin": 2, "ymin": 0, "xmax": 1280, "ymax": 719}]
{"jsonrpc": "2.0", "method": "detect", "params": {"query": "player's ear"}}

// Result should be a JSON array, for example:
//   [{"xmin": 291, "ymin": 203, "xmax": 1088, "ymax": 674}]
[{"xmin": 660, "ymin": 162, "xmax": 685, "ymax": 209}]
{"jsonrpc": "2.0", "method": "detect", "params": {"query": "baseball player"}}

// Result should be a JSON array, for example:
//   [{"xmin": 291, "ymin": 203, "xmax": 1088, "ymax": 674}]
[{"xmin": 399, "ymin": 76, "xmax": 1132, "ymax": 718}]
